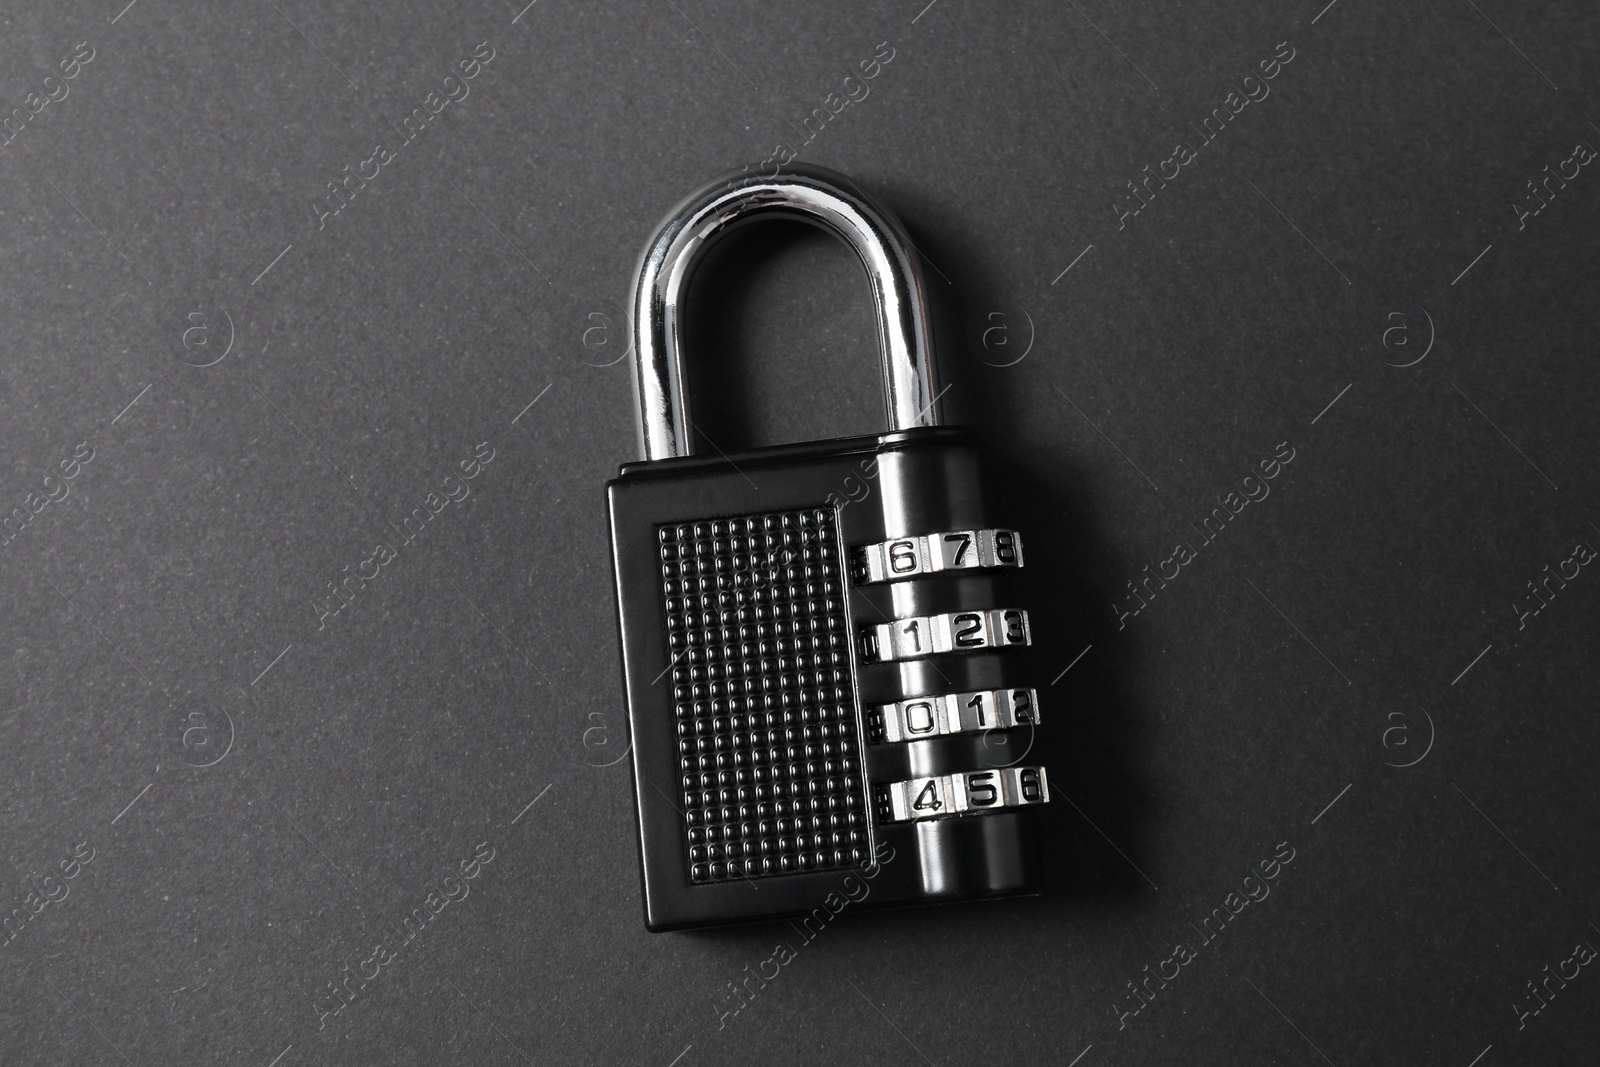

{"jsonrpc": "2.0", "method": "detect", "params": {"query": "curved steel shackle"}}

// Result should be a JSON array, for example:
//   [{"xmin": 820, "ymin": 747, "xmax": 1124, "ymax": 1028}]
[{"xmin": 630, "ymin": 164, "xmax": 941, "ymax": 461}]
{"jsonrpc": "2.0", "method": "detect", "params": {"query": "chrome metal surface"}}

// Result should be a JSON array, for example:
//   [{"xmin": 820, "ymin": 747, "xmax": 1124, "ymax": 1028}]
[
  {"xmin": 630, "ymin": 164, "xmax": 940, "ymax": 461},
  {"xmin": 881, "ymin": 767, "xmax": 1050, "ymax": 822},
  {"xmin": 871, "ymin": 688, "xmax": 1039, "ymax": 743},
  {"xmin": 851, "ymin": 528, "xmax": 1025, "ymax": 583},
  {"xmin": 861, "ymin": 608, "xmax": 1033, "ymax": 664}
]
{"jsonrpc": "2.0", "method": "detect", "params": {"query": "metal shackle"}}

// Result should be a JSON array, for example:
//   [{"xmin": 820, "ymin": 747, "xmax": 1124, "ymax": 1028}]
[{"xmin": 630, "ymin": 164, "xmax": 941, "ymax": 461}]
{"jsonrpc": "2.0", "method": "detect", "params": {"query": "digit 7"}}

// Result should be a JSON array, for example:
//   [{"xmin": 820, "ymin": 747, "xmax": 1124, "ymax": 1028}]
[{"xmin": 942, "ymin": 532, "xmax": 972, "ymax": 566}]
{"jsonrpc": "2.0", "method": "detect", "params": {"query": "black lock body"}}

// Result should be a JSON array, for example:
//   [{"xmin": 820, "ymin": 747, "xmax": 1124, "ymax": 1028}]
[{"xmin": 608, "ymin": 426, "xmax": 1045, "ymax": 930}]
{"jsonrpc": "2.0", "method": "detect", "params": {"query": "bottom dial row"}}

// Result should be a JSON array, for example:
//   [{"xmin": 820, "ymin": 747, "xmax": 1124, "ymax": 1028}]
[{"xmin": 877, "ymin": 766, "xmax": 1050, "ymax": 823}]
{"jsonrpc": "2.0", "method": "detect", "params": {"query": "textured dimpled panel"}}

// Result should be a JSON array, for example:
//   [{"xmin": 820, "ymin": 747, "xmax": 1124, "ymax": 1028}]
[{"xmin": 658, "ymin": 508, "xmax": 867, "ymax": 883}]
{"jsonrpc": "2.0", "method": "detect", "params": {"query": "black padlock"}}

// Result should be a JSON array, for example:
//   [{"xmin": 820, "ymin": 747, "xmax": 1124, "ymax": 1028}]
[{"xmin": 608, "ymin": 165, "xmax": 1049, "ymax": 930}]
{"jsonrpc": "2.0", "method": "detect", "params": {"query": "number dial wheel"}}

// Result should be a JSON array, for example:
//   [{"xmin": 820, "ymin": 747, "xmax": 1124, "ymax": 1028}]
[
  {"xmin": 868, "ymin": 688, "xmax": 1039, "ymax": 743},
  {"xmin": 851, "ymin": 528, "xmax": 1023, "ymax": 584},
  {"xmin": 860, "ymin": 608, "xmax": 1031, "ymax": 663},
  {"xmin": 878, "ymin": 767, "xmax": 1051, "ymax": 822}
]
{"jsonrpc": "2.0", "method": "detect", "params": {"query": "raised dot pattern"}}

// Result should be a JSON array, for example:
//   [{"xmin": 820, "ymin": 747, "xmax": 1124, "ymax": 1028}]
[{"xmin": 657, "ymin": 508, "xmax": 867, "ymax": 884}]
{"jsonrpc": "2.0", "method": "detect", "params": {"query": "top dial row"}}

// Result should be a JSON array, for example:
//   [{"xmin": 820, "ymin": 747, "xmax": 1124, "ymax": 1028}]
[{"xmin": 850, "ymin": 528, "xmax": 1024, "ymax": 584}]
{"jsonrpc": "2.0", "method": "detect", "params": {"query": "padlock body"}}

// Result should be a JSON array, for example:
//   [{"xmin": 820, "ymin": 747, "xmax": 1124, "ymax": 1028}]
[{"xmin": 607, "ymin": 426, "xmax": 1045, "ymax": 930}]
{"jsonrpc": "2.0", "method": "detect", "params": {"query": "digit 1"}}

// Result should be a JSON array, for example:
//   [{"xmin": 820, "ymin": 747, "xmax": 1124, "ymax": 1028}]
[
  {"xmin": 966, "ymin": 692, "xmax": 991, "ymax": 728},
  {"xmin": 901, "ymin": 618, "xmax": 921, "ymax": 653}
]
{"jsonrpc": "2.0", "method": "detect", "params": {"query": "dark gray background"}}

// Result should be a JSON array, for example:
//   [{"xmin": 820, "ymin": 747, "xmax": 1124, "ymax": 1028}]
[{"xmin": 2, "ymin": 0, "xmax": 1597, "ymax": 1063}]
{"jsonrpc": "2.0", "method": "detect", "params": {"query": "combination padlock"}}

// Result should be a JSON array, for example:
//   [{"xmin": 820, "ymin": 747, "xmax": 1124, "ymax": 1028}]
[{"xmin": 608, "ymin": 165, "xmax": 1049, "ymax": 930}]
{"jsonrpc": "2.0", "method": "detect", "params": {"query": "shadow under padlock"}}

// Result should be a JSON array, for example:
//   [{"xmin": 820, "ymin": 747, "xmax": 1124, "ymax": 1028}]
[
  {"xmin": 608, "ymin": 164, "xmax": 1147, "ymax": 930},
  {"xmin": 985, "ymin": 451, "xmax": 1153, "ymax": 903}
]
